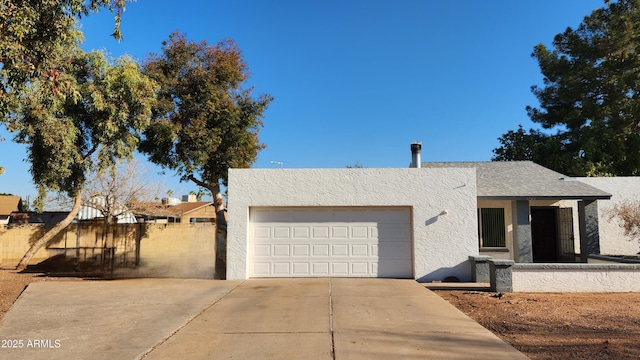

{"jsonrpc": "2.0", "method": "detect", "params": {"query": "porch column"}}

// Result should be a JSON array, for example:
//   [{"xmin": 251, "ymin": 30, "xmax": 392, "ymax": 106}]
[
  {"xmin": 578, "ymin": 200, "xmax": 600, "ymax": 262},
  {"xmin": 513, "ymin": 200, "xmax": 533, "ymax": 263}
]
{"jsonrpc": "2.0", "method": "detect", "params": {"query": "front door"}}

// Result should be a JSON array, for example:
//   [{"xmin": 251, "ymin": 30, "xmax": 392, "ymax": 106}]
[
  {"xmin": 531, "ymin": 207, "xmax": 575, "ymax": 262},
  {"xmin": 531, "ymin": 208, "xmax": 558, "ymax": 262}
]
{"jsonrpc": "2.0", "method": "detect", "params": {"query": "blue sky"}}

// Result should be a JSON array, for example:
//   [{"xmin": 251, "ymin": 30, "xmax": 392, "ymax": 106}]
[{"xmin": 1, "ymin": 0, "xmax": 606, "ymax": 201}]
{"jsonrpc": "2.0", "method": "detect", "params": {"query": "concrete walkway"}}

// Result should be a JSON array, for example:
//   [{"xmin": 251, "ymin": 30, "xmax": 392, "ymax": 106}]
[{"xmin": 0, "ymin": 278, "xmax": 527, "ymax": 359}]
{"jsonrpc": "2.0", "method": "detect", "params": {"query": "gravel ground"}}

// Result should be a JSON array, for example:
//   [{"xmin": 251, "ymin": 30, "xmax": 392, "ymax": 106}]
[{"xmin": 437, "ymin": 290, "xmax": 640, "ymax": 360}]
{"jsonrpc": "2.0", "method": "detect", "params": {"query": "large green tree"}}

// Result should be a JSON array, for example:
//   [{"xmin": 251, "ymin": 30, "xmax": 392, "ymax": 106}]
[
  {"xmin": 140, "ymin": 32, "xmax": 272, "ymax": 279},
  {"xmin": 7, "ymin": 48, "xmax": 156, "ymax": 269},
  {"xmin": 0, "ymin": 0, "xmax": 127, "ymax": 118},
  {"xmin": 494, "ymin": 0, "xmax": 640, "ymax": 176},
  {"xmin": 139, "ymin": 32, "xmax": 273, "ymax": 197}
]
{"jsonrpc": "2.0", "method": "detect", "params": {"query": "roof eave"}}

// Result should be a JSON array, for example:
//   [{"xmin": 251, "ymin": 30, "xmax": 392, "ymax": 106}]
[{"xmin": 478, "ymin": 195, "xmax": 612, "ymax": 201}]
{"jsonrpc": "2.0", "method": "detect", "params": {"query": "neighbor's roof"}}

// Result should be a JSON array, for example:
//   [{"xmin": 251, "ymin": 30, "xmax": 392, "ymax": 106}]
[
  {"xmin": 140, "ymin": 201, "xmax": 215, "ymax": 218},
  {"xmin": 166, "ymin": 201, "xmax": 214, "ymax": 216},
  {"xmin": 0, "ymin": 196, "xmax": 23, "ymax": 215},
  {"xmin": 421, "ymin": 161, "xmax": 612, "ymax": 200}
]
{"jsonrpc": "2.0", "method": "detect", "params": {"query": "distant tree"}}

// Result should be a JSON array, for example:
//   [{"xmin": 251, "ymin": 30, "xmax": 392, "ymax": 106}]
[
  {"xmin": 346, "ymin": 161, "xmax": 364, "ymax": 168},
  {"xmin": 73, "ymin": 159, "xmax": 165, "ymax": 250},
  {"xmin": 493, "ymin": 0, "xmax": 640, "ymax": 176},
  {"xmin": 83, "ymin": 159, "xmax": 165, "ymax": 222},
  {"xmin": 139, "ymin": 32, "xmax": 273, "ymax": 202},
  {"xmin": 491, "ymin": 125, "xmax": 592, "ymax": 175},
  {"xmin": 8, "ymin": 49, "xmax": 156, "ymax": 270}
]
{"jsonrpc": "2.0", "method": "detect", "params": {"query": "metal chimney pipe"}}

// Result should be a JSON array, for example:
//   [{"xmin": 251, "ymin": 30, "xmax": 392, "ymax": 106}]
[{"xmin": 410, "ymin": 142, "xmax": 422, "ymax": 168}]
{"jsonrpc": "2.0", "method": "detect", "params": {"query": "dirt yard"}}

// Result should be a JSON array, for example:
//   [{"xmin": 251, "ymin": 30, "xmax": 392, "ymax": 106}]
[
  {"xmin": 437, "ymin": 290, "xmax": 640, "ymax": 360},
  {"xmin": 2, "ymin": 270, "xmax": 640, "ymax": 359}
]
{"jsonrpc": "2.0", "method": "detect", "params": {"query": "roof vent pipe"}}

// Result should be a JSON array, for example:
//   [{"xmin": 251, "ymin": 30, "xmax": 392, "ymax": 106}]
[{"xmin": 410, "ymin": 142, "xmax": 422, "ymax": 168}]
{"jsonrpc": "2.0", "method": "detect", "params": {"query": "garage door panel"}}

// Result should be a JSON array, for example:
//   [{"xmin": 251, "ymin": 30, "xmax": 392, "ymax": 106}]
[
  {"xmin": 331, "ymin": 244, "xmax": 349, "ymax": 256},
  {"xmin": 312, "ymin": 244, "xmax": 329, "ymax": 256},
  {"xmin": 292, "ymin": 226, "xmax": 310, "ymax": 238},
  {"xmin": 331, "ymin": 226, "xmax": 348, "ymax": 238},
  {"xmin": 313, "ymin": 262, "xmax": 329, "ymax": 274},
  {"xmin": 273, "ymin": 227, "xmax": 291, "ymax": 239},
  {"xmin": 332, "ymin": 262, "xmax": 350, "ymax": 275},
  {"xmin": 273, "ymin": 263, "xmax": 290, "ymax": 275},
  {"xmin": 312, "ymin": 227, "xmax": 329, "ymax": 239},
  {"xmin": 249, "ymin": 207, "xmax": 412, "ymax": 278},
  {"xmin": 351, "ymin": 226, "xmax": 369, "ymax": 238},
  {"xmin": 254, "ymin": 226, "xmax": 271, "ymax": 239},
  {"xmin": 254, "ymin": 244, "xmax": 271, "ymax": 256},
  {"xmin": 273, "ymin": 244, "xmax": 290, "ymax": 256},
  {"xmin": 378, "ymin": 242, "xmax": 412, "ymax": 259},
  {"xmin": 253, "ymin": 262, "xmax": 270, "ymax": 275},
  {"xmin": 293, "ymin": 263, "xmax": 309, "ymax": 275},
  {"xmin": 351, "ymin": 262, "xmax": 369, "ymax": 275},
  {"xmin": 293, "ymin": 244, "xmax": 309, "ymax": 256},
  {"xmin": 351, "ymin": 244, "xmax": 369, "ymax": 256}
]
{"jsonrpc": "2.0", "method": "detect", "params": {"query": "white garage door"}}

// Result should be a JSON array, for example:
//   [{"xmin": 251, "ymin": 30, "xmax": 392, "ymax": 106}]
[{"xmin": 249, "ymin": 207, "xmax": 412, "ymax": 278}]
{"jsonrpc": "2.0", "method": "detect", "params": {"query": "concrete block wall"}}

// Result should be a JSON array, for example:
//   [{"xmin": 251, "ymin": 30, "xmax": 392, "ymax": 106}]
[
  {"xmin": 0, "ymin": 225, "xmax": 69, "ymax": 267},
  {"xmin": 1, "ymin": 223, "xmax": 216, "ymax": 278},
  {"xmin": 119, "ymin": 223, "xmax": 216, "ymax": 279}
]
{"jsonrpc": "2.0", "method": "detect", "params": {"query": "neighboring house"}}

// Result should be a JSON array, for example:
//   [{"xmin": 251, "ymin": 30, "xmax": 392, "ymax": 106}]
[
  {"xmin": 0, "ymin": 196, "xmax": 23, "ymax": 225},
  {"xmin": 166, "ymin": 201, "xmax": 217, "ymax": 223},
  {"xmin": 22, "ymin": 211, "xmax": 70, "ymax": 224},
  {"xmin": 226, "ymin": 143, "xmax": 613, "ymax": 282},
  {"xmin": 78, "ymin": 196, "xmax": 138, "ymax": 224},
  {"xmin": 137, "ymin": 195, "xmax": 216, "ymax": 223}
]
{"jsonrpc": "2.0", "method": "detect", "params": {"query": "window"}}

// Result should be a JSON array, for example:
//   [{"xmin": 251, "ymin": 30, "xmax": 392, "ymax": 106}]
[
  {"xmin": 189, "ymin": 217, "xmax": 215, "ymax": 223},
  {"xmin": 478, "ymin": 208, "xmax": 506, "ymax": 248}
]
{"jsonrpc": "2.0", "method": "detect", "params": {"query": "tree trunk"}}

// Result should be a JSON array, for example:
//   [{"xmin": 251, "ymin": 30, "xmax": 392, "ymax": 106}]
[
  {"xmin": 16, "ymin": 191, "xmax": 83, "ymax": 271},
  {"xmin": 187, "ymin": 175, "xmax": 225, "ymax": 278}
]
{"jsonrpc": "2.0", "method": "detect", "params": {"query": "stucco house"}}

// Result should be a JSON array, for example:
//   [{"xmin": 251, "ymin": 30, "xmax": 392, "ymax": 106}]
[{"xmin": 226, "ymin": 144, "xmax": 614, "ymax": 282}]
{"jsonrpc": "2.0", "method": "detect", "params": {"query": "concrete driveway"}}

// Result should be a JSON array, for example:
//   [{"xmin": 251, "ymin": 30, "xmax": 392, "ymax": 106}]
[{"xmin": 0, "ymin": 278, "xmax": 527, "ymax": 359}]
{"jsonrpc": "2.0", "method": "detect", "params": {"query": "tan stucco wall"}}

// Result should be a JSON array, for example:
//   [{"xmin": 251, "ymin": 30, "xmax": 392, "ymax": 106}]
[
  {"xmin": 0, "ymin": 223, "xmax": 216, "ymax": 278},
  {"xmin": 0, "ymin": 225, "xmax": 71, "ymax": 267},
  {"xmin": 126, "ymin": 223, "xmax": 215, "ymax": 278}
]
